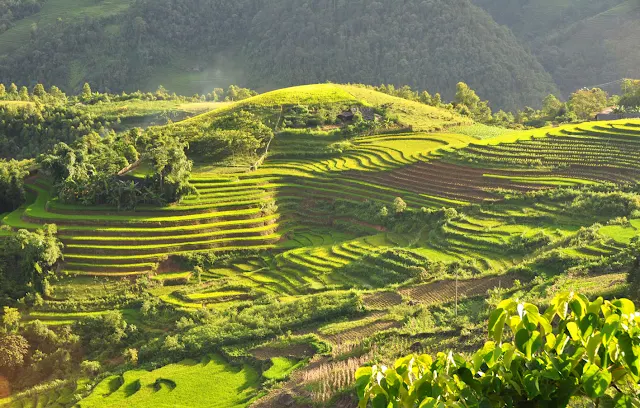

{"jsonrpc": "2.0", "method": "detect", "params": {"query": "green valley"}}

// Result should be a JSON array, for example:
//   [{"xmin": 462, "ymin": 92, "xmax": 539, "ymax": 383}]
[{"xmin": 1, "ymin": 79, "xmax": 640, "ymax": 407}]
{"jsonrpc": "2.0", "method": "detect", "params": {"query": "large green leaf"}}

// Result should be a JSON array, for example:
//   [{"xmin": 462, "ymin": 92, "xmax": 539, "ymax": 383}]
[
  {"xmin": 567, "ymin": 322, "xmax": 582, "ymax": 342},
  {"xmin": 612, "ymin": 394, "xmax": 640, "ymax": 407},
  {"xmin": 581, "ymin": 363, "xmax": 611, "ymax": 398},
  {"xmin": 602, "ymin": 314, "xmax": 621, "ymax": 346},
  {"xmin": 515, "ymin": 328, "xmax": 531, "ymax": 354},
  {"xmin": 523, "ymin": 372, "xmax": 540, "ymax": 398},
  {"xmin": 526, "ymin": 331, "xmax": 543, "ymax": 360},
  {"xmin": 488, "ymin": 308, "xmax": 508, "ymax": 343},
  {"xmin": 618, "ymin": 333, "xmax": 640, "ymax": 377},
  {"xmin": 612, "ymin": 299, "xmax": 636, "ymax": 315},
  {"xmin": 579, "ymin": 313, "xmax": 599, "ymax": 339},
  {"xmin": 587, "ymin": 297, "xmax": 604, "ymax": 315},
  {"xmin": 355, "ymin": 367, "xmax": 373, "ymax": 403},
  {"xmin": 586, "ymin": 333, "xmax": 602, "ymax": 363}
]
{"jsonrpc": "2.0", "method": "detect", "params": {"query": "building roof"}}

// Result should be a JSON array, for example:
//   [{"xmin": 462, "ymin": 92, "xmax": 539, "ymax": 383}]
[{"xmin": 596, "ymin": 106, "xmax": 616, "ymax": 115}]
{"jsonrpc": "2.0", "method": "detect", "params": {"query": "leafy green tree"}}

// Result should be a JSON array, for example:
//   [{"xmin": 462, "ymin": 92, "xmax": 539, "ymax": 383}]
[
  {"xmin": 48, "ymin": 85, "xmax": 66, "ymax": 103},
  {"xmin": 32, "ymin": 83, "xmax": 46, "ymax": 99},
  {"xmin": 357, "ymin": 292, "xmax": 640, "ymax": 407},
  {"xmin": 419, "ymin": 91, "xmax": 432, "ymax": 105},
  {"xmin": 568, "ymin": 88, "xmax": 609, "ymax": 120},
  {"xmin": 454, "ymin": 82, "xmax": 493, "ymax": 123},
  {"xmin": 0, "ymin": 160, "xmax": 28, "ymax": 213},
  {"xmin": 542, "ymin": 94, "xmax": 563, "ymax": 117},
  {"xmin": 431, "ymin": 93, "xmax": 442, "ymax": 107},
  {"xmin": 0, "ymin": 333, "xmax": 28, "ymax": 372},
  {"xmin": 1, "ymin": 307, "xmax": 20, "ymax": 333},
  {"xmin": 82, "ymin": 82, "xmax": 92, "ymax": 98},
  {"xmin": 124, "ymin": 348, "xmax": 139, "ymax": 366},
  {"xmin": 0, "ymin": 224, "xmax": 62, "ymax": 298},
  {"xmin": 18, "ymin": 86, "xmax": 28, "ymax": 101},
  {"xmin": 7, "ymin": 83, "xmax": 17, "ymax": 97},
  {"xmin": 620, "ymin": 79, "xmax": 640, "ymax": 108},
  {"xmin": 38, "ymin": 142, "xmax": 76, "ymax": 181},
  {"xmin": 0, "ymin": 84, "xmax": 5, "ymax": 99},
  {"xmin": 392, "ymin": 197, "xmax": 407, "ymax": 214},
  {"xmin": 193, "ymin": 266, "xmax": 203, "ymax": 284},
  {"xmin": 454, "ymin": 82, "xmax": 481, "ymax": 110},
  {"xmin": 145, "ymin": 133, "xmax": 195, "ymax": 202},
  {"xmin": 74, "ymin": 311, "xmax": 130, "ymax": 353}
]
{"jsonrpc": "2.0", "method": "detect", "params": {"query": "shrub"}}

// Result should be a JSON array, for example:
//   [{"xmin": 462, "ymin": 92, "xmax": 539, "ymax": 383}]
[
  {"xmin": 80, "ymin": 360, "xmax": 100, "ymax": 376},
  {"xmin": 392, "ymin": 197, "xmax": 407, "ymax": 214},
  {"xmin": 356, "ymin": 292, "xmax": 640, "ymax": 406}
]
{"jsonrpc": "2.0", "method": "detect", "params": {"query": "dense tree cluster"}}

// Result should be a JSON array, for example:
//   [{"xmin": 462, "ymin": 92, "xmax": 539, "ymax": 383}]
[
  {"xmin": 186, "ymin": 110, "xmax": 274, "ymax": 162},
  {"xmin": 0, "ymin": 0, "xmax": 44, "ymax": 34},
  {"xmin": 0, "ymin": 159, "xmax": 28, "ymax": 213},
  {"xmin": 0, "ymin": 225, "xmax": 63, "ymax": 302},
  {"xmin": 0, "ymin": 103, "xmax": 110, "ymax": 159},
  {"xmin": 0, "ymin": 308, "xmax": 79, "ymax": 391},
  {"xmin": 367, "ymin": 82, "xmax": 618, "ymax": 127},
  {"xmin": 620, "ymin": 79, "xmax": 640, "ymax": 109},
  {"xmin": 38, "ymin": 129, "xmax": 194, "ymax": 209}
]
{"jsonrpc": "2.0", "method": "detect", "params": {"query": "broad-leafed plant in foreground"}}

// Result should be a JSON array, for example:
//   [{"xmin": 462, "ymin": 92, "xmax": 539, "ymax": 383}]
[{"xmin": 356, "ymin": 292, "xmax": 640, "ymax": 407}]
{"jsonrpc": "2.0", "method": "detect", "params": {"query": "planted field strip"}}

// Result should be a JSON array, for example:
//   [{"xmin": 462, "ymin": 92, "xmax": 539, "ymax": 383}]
[
  {"xmin": 277, "ymin": 176, "xmax": 440, "ymax": 209},
  {"xmin": 346, "ymin": 161, "xmax": 552, "ymax": 203},
  {"xmin": 24, "ymin": 309, "xmax": 138, "ymax": 326},
  {"xmin": 554, "ymin": 272, "xmax": 628, "ymax": 298},
  {"xmin": 363, "ymin": 291, "xmax": 403, "ymax": 309},
  {"xmin": 321, "ymin": 319, "xmax": 401, "ymax": 344},
  {"xmin": 7, "ymin": 176, "xmax": 287, "ymax": 277},
  {"xmin": 263, "ymin": 130, "xmax": 468, "ymax": 175},
  {"xmin": 252, "ymin": 343, "xmax": 316, "ymax": 360},
  {"xmin": 447, "ymin": 124, "xmax": 640, "ymax": 183},
  {"xmin": 400, "ymin": 274, "xmax": 520, "ymax": 306}
]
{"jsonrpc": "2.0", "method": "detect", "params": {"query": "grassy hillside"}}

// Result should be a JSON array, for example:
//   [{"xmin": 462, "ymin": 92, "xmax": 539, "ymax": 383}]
[
  {"xmin": 0, "ymin": 0, "xmax": 557, "ymax": 110},
  {"xmin": 4, "ymin": 85, "xmax": 640, "ymax": 407}
]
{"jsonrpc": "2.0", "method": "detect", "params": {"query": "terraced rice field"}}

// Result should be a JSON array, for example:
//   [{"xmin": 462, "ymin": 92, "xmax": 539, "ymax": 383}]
[
  {"xmin": 3, "ymin": 176, "xmax": 284, "ymax": 278},
  {"xmin": 5, "ymin": 121, "xmax": 639, "ymax": 293}
]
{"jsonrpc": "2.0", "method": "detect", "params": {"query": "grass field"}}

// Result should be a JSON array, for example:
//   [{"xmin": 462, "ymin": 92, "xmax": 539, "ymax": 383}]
[{"xmin": 78, "ymin": 355, "xmax": 260, "ymax": 408}]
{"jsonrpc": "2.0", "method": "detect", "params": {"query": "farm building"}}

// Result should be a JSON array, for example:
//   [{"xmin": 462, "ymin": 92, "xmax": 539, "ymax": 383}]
[
  {"xmin": 337, "ymin": 107, "xmax": 380, "ymax": 122},
  {"xmin": 595, "ymin": 107, "xmax": 640, "ymax": 120}
]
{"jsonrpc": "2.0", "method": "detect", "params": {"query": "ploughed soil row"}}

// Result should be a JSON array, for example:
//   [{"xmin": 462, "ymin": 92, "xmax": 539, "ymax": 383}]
[{"xmin": 400, "ymin": 273, "xmax": 521, "ymax": 305}]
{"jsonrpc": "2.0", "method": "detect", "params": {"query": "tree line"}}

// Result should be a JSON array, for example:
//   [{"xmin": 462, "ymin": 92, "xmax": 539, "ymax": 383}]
[{"xmin": 367, "ymin": 78, "xmax": 640, "ymax": 127}]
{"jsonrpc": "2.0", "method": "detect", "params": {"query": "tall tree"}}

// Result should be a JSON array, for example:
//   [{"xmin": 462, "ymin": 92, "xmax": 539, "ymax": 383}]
[{"xmin": 567, "ymin": 88, "xmax": 609, "ymax": 120}]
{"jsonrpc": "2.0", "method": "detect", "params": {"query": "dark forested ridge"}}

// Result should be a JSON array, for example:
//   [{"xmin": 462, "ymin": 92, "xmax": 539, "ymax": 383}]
[
  {"xmin": 0, "ymin": 0, "xmax": 637, "ymax": 111},
  {"xmin": 0, "ymin": 0, "xmax": 558, "ymax": 111},
  {"xmin": 473, "ymin": 0, "xmax": 640, "ymax": 95}
]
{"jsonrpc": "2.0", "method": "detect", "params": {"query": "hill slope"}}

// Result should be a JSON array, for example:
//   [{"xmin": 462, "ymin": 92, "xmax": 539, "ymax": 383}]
[
  {"xmin": 3, "ymin": 85, "xmax": 640, "ymax": 407},
  {"xmin": 474, "ymin": 0, "xmax": 640, "ymax": 95},
  {"xmin": 0, "ymin": 0, "xmax": 557, "ymax": 111}
]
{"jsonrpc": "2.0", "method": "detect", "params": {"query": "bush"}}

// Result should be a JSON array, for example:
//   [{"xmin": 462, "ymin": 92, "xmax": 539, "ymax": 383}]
[
  {"xmin": 357, "ymin": 292, "xmax": 640, "ymax": 406},
  {"xmin": 570, "ymin": 191, "xmax": 640, "ymax": 217}
]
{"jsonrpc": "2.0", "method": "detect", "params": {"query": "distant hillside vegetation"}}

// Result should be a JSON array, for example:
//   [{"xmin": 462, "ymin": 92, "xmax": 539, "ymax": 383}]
[
  {"xmin": 473, "ymin": 0, "xmax": 640, "ymax": 95},
  {"xmin": 0, "ymin": 0, "xmax": 557, "ymax": 111}
]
